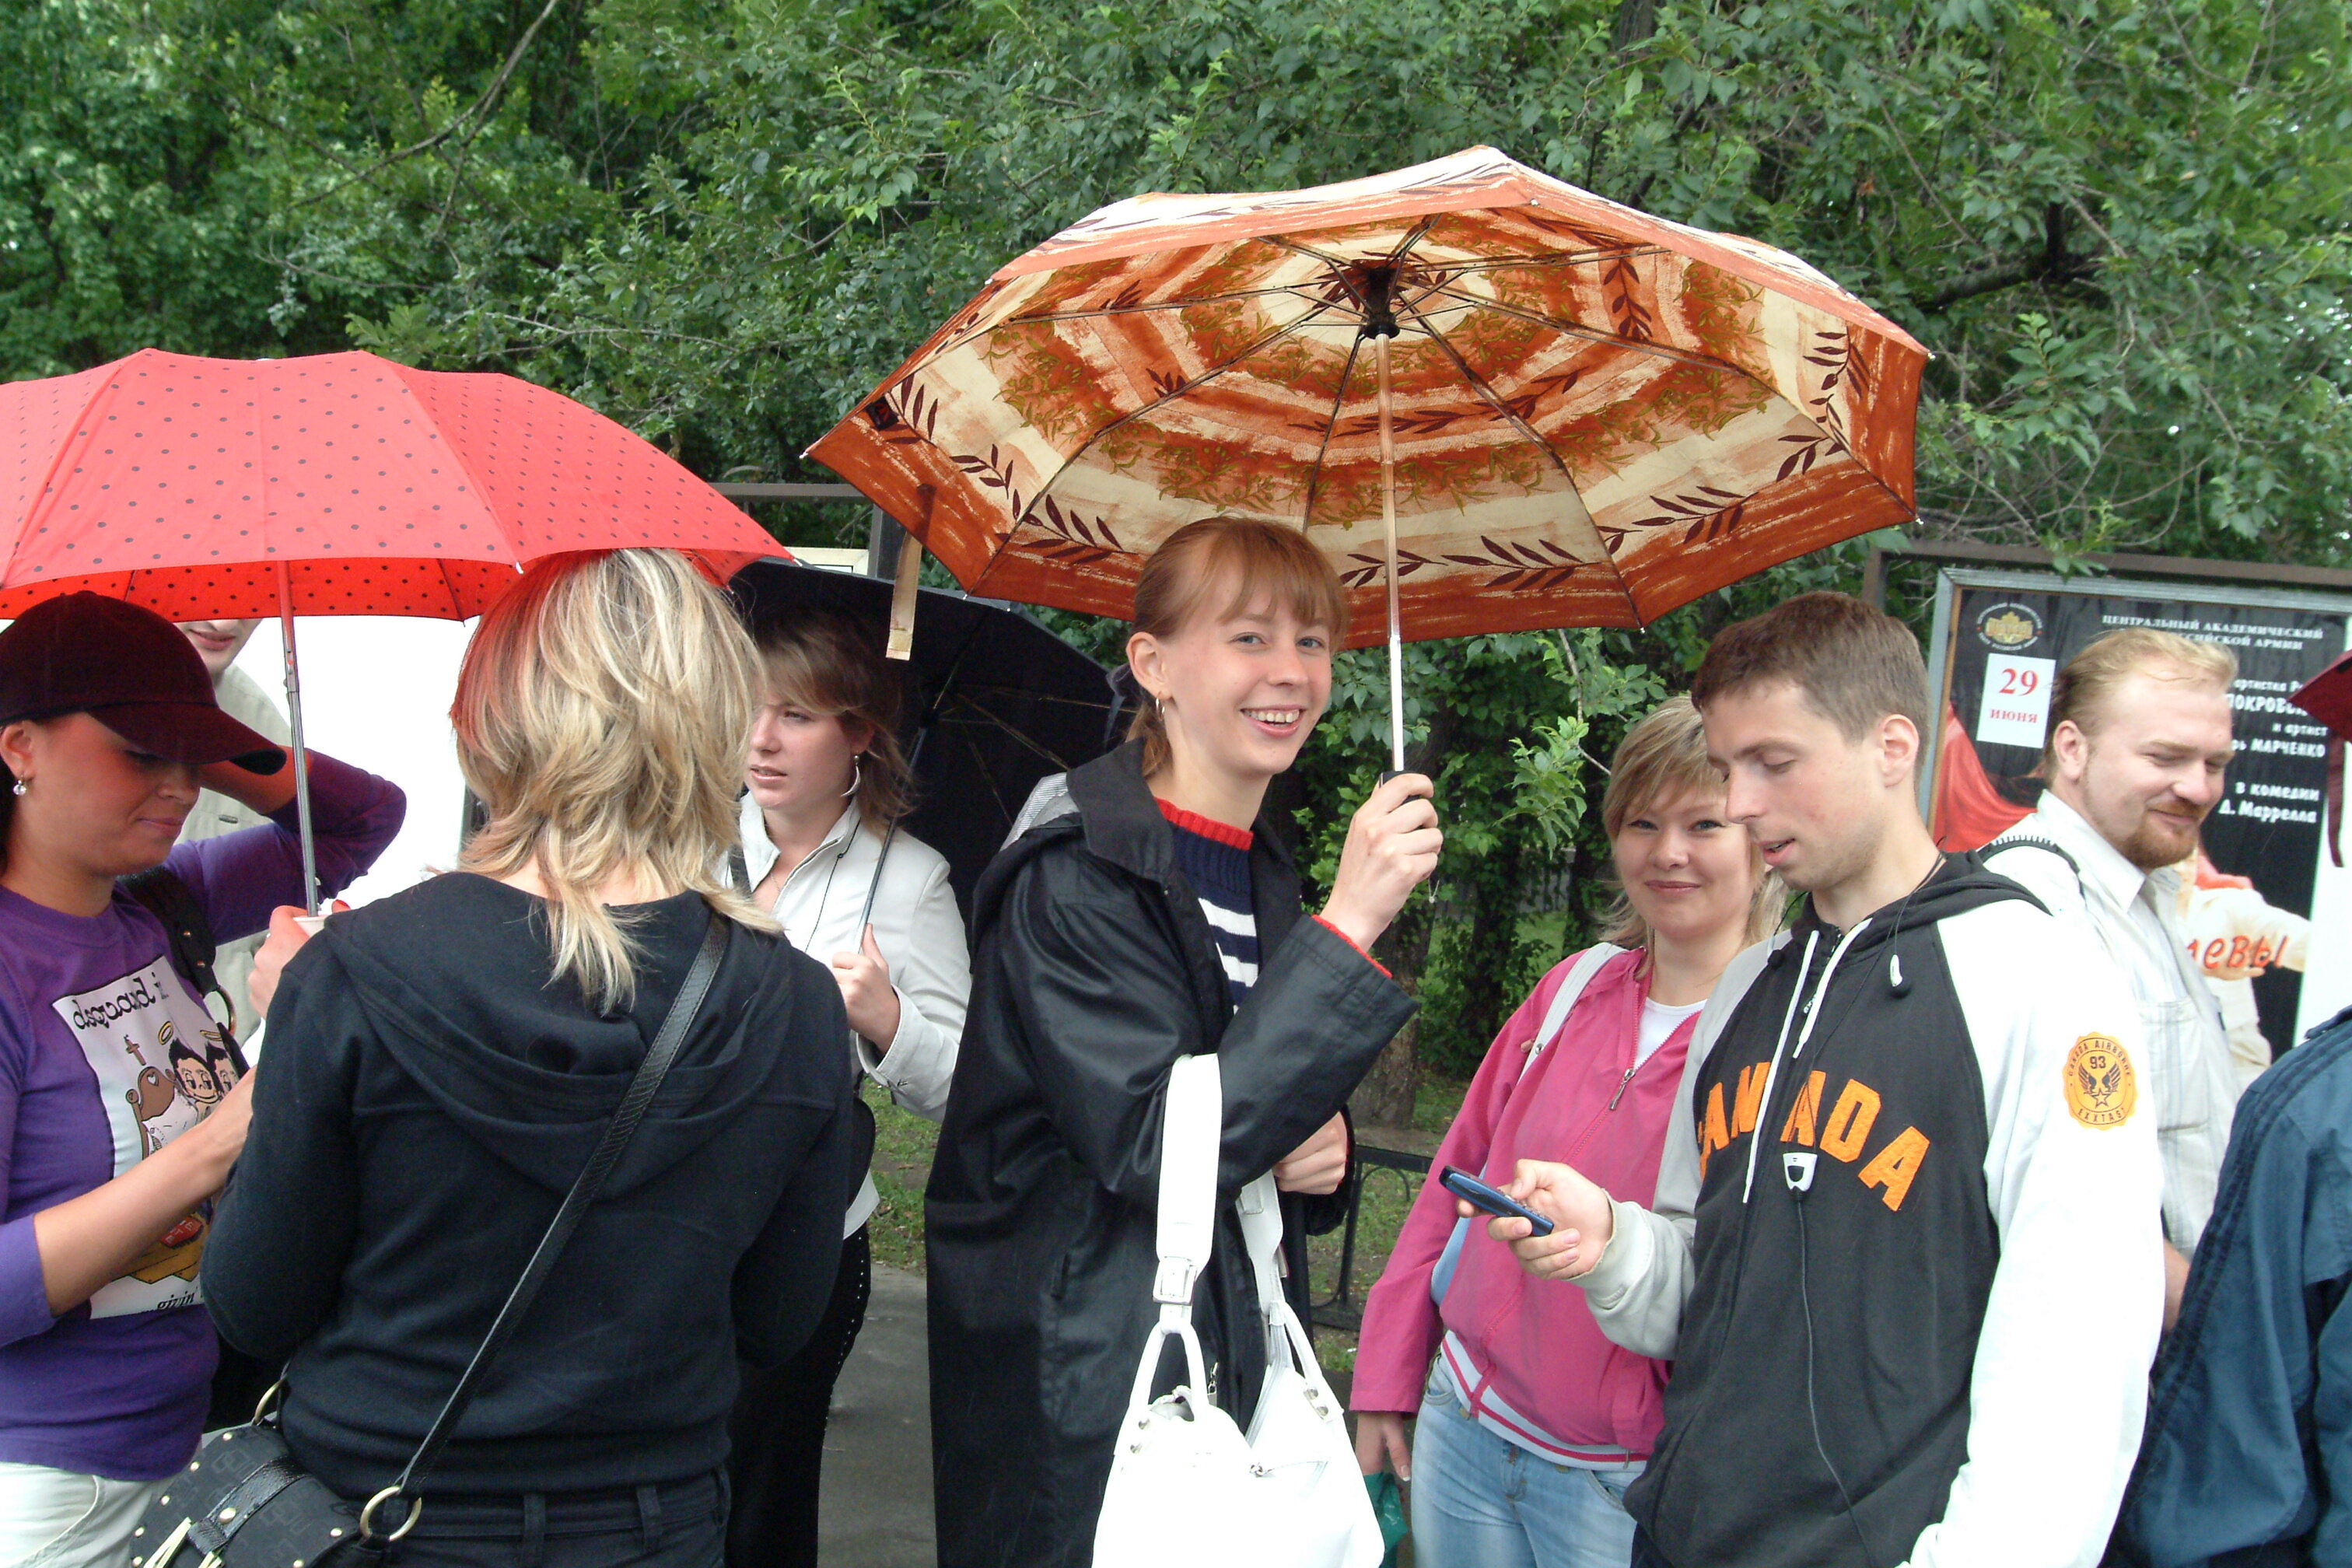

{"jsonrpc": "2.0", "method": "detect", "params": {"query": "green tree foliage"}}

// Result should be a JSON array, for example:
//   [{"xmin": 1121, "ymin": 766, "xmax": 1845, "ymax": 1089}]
[{"xmin": 9, "ymin": 0, "xmax": 2350, "ymax": 1111}]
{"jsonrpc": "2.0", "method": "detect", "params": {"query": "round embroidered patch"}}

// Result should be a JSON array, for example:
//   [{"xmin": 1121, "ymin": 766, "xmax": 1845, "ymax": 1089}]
[{"xmin": 2065, "ymin": 1034, "xmax": 2137, "ymax": 1129}]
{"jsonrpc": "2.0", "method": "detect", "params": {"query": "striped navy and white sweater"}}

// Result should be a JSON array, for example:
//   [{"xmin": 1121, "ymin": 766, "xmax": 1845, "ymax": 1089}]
[{"xmin": 1157, "ymin": 800, "xmax": 1258, "ymax": 1006}]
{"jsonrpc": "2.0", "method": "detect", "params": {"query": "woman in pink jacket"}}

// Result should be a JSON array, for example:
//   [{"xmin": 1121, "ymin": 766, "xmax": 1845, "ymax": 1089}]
[{"xmin": 1351, "ymin": 696, "xmax": 1779, "ymax": 1568}]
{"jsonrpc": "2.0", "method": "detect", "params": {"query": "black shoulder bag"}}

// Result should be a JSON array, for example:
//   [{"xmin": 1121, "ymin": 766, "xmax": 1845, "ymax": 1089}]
[{"xmin": 133, "ymin": 915, "xmax": 732, "ymax": 1568}]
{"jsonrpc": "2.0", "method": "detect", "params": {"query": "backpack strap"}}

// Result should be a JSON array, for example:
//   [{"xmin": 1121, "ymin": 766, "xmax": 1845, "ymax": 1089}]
[
  {"xmin": 119, "ymin": 867, "xmax": 247, "ymax": 1075},
  {"xmin": 1976, "ymin": 834, "xmax": 2083, "ymax": 880},
  {"xmin": 1526, "ymin": 943, "xmax": 1626, "ymax": 1062}
]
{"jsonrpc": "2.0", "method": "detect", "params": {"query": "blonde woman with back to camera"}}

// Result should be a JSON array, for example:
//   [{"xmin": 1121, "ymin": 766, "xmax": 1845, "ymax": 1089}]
[
  {"xmin": 724, "ymin": 611, "xmax": 971, "ymax": 1568},
  {"xmin": 205, "ymin": 550, "xmax": 858, "ymax": 1568},
  {"xmin": 1351, "ymin": 697, "xmax": 1780, "ymax": 1568}
]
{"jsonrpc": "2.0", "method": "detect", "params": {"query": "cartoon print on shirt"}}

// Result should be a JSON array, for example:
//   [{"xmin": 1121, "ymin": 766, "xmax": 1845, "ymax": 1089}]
[
  {"xmin": 51, "ymin": 957, "xmax": 222, "ymax": 1315},
  {"xmin": 201, "ymin": 1029, "xmax": 240, "ymax": 1093},
  {"xmin": 124, "ymin": 1031, "xmax": 185, "ymax": 1154},
  {"xmin": 167, "ymin": 1034, "xmax": 222, "ymax": 1110}
]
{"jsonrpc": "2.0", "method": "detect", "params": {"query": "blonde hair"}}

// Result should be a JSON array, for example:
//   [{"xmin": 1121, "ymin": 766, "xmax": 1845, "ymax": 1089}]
[
  {"xmin": 2040, "ymin": 628, "xmax": 2238, "ymax": 772},
  {"xmin": 454, "ymin": 549, "xmax": 773, "ymax": 1012},
  {"xmin": 1596, "ymin": 695, "xmax": 1783, "ymax": 950},
  {"xmin": 1126, "ymin": 516, "xmax": 1349, "ymax": 775},
  {"xmin": 751, "ymin": 611, "xmax": 914, "ymax": 835}
]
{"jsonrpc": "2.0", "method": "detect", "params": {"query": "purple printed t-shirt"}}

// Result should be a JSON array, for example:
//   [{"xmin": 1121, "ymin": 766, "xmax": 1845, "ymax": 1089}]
[{"xmin": 0, "ymin": 754, "xmax": 401, "ymax": 1480}]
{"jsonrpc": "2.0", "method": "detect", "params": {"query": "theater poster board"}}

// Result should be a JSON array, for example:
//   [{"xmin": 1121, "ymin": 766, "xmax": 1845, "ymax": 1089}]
[{"xmin": 1922, "ymin": 568, "xmax": 2352, "ymax": 1061}]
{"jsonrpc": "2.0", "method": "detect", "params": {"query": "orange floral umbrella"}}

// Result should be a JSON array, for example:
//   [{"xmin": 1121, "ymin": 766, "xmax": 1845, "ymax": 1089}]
[{"xmin": 810, "ymin": 145, "xmax": 1925, "ymax": 766}]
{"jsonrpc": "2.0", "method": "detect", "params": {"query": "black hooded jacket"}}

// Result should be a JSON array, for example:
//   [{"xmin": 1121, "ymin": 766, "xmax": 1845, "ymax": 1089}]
[
  {"xmin": 203, "ymin": 874, "xmax": 856, "ymax": 1497},
  {"xmin": 925, "ymin": 744, "xmax": 1416, "ymax": 1568}
]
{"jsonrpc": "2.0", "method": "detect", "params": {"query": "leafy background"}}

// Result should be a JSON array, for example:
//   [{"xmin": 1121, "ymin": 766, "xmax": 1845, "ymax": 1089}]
[{"xmin": 9, "ymin": 0, "xmax": 2349, "ymax": 1115}]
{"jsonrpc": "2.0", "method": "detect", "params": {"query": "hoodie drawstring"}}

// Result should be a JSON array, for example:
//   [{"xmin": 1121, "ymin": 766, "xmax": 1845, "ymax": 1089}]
[
  {"xmin": 1739, "ymin": 919, "xmax": 1872, "ymax": 1203},
  {"xmin": 1742, "ymin": 929, "xmax": 1818, "ymax": 1204}
]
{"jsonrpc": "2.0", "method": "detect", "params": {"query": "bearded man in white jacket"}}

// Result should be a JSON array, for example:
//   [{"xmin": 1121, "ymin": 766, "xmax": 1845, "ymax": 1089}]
[{"xmin": 1983, "ymin": 628, "xmax": 2241, "ymax": 1331}]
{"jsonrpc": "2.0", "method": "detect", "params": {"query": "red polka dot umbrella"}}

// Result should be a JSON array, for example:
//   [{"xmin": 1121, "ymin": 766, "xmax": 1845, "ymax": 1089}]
[{"xmin": 0, "ymin": 348, "xmax": 780, "ymax": 904}]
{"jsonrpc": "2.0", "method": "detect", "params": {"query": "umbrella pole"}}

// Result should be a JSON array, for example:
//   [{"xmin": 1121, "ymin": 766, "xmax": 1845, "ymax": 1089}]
[
  {"xmin": 1376, "ymin": 332, "xmax": 1405, "ymax": 773},
  {"xmin": 275, "ymin": 561, "xmax": 320, "ymax": 915}
]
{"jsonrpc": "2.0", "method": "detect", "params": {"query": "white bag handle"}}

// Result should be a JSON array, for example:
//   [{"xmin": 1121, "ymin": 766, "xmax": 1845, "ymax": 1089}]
[
  {"xmin": 1119, "ymin": 1053, "xmax": 1224, "ymax": 1416},
  {"xmin": 1154, "ymin": 1054, "xmax": 1224, "ymax": 1315}
]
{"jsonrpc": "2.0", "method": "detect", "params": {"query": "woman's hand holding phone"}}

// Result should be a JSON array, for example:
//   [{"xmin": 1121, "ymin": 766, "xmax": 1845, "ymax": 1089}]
[{"xmin": 1318, "ymin": 772, "xmax": 1442, "ymax": 953}]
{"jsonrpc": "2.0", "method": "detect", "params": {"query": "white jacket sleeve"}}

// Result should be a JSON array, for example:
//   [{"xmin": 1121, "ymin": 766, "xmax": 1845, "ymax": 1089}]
[
  {"xmin": 1577, "ymin": 936, "xmax": 1778, "ymax": 1360},
  {"xmin": 1899, "ymin": 904, "xmax": 2163, "ymax": 1568},
  {"xmin": 856, "ymin": 854, "xmax": 971, "ymax": 1122}
]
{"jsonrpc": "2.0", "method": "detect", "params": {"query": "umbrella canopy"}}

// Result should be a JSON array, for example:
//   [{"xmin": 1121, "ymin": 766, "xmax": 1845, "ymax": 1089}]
[
  {"xmin": 0, "ymin": 347, "xmax": 782, "ymax": 908},
  {"xmin": 2293, "ymin": 650, "xmax": 2352, "ymax": 869},
  {"xmin": 0, "ymin": 348, "xmax": 777, "ymax": 618},
  {"xmin": 2293, "ymin": 650, "xmax": 2352, "ymax": 744},
  {"xmin": 730, "ymin": 558, "xmax": 1118, "ymax": 915},
  {"xmin": 809, "ymin": 145, "xmax": 1926, "ymax": 646}
]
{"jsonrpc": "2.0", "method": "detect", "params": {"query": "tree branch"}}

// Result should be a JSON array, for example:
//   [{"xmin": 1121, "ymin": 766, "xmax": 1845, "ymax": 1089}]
[
  {"xmin": 1917, "ymin": 203, "xmax": 2102, "ymax": 312},
  {"xmin": 295, "ymin": 0, "xmax": 569, "ymax": 208},
  {"xmin": 1917, "ymin": 257, "xmax": 2042, "ymax": 312}
]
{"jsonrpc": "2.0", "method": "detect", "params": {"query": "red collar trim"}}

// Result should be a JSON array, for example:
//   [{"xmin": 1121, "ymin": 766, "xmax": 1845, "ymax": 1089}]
[{"xmin": 1154, "ymin": 798, "xmax": 1254, "ymax": 851}]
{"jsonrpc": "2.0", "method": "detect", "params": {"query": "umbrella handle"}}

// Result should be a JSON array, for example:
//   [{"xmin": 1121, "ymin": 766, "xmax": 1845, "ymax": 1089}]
[{"xmin": 887, "ymin": 533, "xmax": 923, "ymax": 663}]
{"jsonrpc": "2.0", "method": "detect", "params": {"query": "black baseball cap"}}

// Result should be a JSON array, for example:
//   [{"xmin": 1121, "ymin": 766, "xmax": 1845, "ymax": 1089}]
[{"xmin": 0, "ymin": 593, "xmax": 285, "ymax": 772}]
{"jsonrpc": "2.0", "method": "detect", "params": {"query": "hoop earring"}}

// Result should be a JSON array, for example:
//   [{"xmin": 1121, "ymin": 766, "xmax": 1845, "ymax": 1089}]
[{"xmin": 842, "ymin": 755, "xmax": 863, "ymax": 799}]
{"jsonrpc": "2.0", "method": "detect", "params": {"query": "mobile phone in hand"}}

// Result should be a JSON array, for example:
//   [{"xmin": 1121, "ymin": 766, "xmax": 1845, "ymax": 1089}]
[{"xmin": 1440, "ymin": 1165, "xmax": 1556, "ymax": 1237}]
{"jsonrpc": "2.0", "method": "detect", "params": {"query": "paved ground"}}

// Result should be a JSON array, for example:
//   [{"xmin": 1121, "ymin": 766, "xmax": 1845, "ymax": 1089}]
[
  {"xmin": 819, "ymin": 1265, "xmax": 1386, "ymax": 1567},
  {"xmin": 818, "ymin": 1265, "xmax": 936, "ymax": 1567}
]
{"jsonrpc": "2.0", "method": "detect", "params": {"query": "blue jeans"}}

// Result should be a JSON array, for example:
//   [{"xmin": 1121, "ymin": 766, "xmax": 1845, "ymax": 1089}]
[{"xmin": 1410, "ymin": 1370, "xmax": 1642, "ymax": 1568}]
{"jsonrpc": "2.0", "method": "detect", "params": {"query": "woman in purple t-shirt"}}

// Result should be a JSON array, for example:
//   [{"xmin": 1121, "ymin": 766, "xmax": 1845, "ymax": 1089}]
[{"xmin": 0, "ymin": 595, "xmax": 402, "ymax": 1568}]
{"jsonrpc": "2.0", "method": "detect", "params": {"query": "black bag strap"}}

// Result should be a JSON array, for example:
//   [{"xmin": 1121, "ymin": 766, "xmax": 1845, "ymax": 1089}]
[
  {"xmin": 367, "ymin": 912, "xmax": 731, "ymax": 1534},
  {"xmin": 1976, "ymin": 834, "xmax": 2082, "ymax": 878},
  {"xmin": 119, "ymin": 867, "xmax": 248, "ymax": 1076}
]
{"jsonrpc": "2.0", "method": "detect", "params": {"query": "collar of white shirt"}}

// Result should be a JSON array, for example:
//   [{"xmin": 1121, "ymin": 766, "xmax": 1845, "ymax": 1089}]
[
  {"xmin": 2029, "ymin": 790, "xmax": 2181, "ymax": 919},
  {"xmin": 738, "ymin": 793, "xmax": 861, "ymax": 895}
]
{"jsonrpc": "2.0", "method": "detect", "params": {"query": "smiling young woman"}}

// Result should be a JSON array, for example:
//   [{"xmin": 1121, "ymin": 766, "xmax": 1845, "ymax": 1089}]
[
  {"xmin": 0, "ymin": 594, "xmax": 401, "ymax": 1568},
  {"xmin": 1349, "ymin": 695, "xmax": 1779, "ymax": 1568},
  {"xmin": 924, "ymin": 516, "xmax": 1442, "ymax": 1568}
]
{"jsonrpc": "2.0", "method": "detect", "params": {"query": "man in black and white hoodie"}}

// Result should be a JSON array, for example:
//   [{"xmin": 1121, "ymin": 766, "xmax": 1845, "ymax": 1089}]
[{"xmin": 1484, "ymin": 593, "xmax": 2161, "ymax": 1568}]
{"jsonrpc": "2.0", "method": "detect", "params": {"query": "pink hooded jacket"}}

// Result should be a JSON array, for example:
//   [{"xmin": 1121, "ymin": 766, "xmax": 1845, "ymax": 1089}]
[{"xmin": 1349, "ymin": 947, "xmax": 1692, "ymax": 1459}]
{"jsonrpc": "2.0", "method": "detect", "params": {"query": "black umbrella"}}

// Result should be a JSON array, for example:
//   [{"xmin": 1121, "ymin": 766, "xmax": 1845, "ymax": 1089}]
[{"xmin": 729, "ymin": 557, "xmax": 1122, "ymax": 918}]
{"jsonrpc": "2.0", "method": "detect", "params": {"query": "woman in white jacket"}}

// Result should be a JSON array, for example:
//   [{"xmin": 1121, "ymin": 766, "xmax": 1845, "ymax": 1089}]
[{"xmin": 725, "ymin": 610, "xmax": 970, "ymax": 1568}]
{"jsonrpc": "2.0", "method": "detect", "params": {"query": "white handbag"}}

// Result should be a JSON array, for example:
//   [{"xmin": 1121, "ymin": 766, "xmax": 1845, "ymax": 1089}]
[{"xmin": 1092, "ymin": 1054, "xmax": 1384, "ymax": 1568}]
